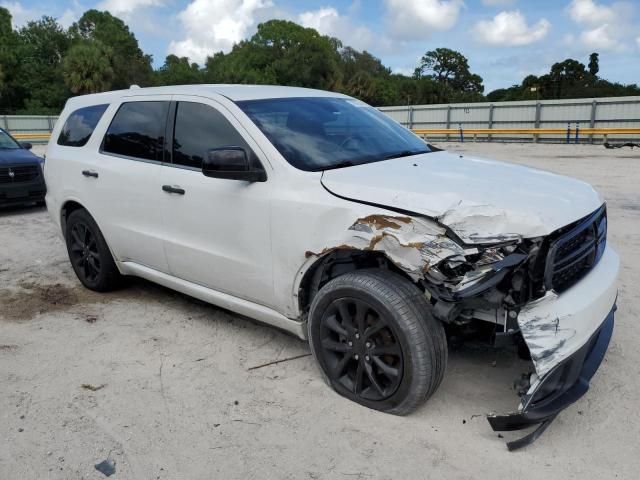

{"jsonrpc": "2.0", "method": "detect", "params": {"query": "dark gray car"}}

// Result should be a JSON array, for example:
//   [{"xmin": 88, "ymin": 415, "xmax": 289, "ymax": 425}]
[{"xmin": 0, "ymin": 128, "xmax": 46, "ymax": 207}]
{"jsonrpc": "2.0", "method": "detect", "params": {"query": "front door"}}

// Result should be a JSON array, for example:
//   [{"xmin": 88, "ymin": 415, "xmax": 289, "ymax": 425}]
[{"xmin": 160, "ymin": 97, "xmax": 274, "ymax": 307}]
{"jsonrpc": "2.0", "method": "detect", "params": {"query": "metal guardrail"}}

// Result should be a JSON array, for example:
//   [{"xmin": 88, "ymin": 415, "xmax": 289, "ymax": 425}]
[{"xmin": 413, "ymin": 127, "xmax": 640, "ymax": 143}]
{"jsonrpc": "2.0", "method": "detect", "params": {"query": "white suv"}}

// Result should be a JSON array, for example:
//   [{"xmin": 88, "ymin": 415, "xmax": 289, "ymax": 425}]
[{"xmin": 45, "ymin": 85, "xmax": 618, "ymax": 449}]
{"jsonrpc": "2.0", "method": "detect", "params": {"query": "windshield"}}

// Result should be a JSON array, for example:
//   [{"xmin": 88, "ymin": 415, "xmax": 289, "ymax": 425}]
[
  {"xmin": 0, "ymin": 129, "xmax": 21, "ymax": 149},
  {"xmin": 237, "ymin": 97, "xmax": 430, "ymax": 171}
]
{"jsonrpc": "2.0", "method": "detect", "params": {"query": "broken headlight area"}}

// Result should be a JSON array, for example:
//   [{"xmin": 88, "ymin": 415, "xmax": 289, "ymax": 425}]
[{"xmin": 422, "ymin": 239, "xmax": 537, "ymax": 307}]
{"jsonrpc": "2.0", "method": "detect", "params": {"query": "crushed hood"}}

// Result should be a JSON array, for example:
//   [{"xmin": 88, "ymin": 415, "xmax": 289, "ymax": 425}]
[{"xmin": 321, "ymin": 151, "xmax": 603, "ymax": 244}]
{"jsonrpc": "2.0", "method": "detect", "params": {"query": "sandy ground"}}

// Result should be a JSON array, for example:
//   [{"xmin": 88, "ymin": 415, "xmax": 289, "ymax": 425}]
[{"xmin": 1, "ymin": 143, "xmax": 639, "ymax": 479}]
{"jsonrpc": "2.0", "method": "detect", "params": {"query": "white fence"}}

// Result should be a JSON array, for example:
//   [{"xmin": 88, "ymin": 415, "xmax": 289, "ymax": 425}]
[{"xmin": 379, "ymin": 96, "xmax": 640, "ymax": 143}]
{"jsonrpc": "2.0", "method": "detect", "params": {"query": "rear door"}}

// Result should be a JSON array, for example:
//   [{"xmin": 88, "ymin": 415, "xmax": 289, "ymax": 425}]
[
  {"xmin": 160, "ymin": 97, "xmax": 274, "ymax": 307},
  {"xmin": 91, "ymin": 96, "xmax": 172, "ymax": 272}
]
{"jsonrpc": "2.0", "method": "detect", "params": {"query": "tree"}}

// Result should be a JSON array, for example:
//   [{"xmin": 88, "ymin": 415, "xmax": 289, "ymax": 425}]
[
  {"xmin": 0, "ymin": 7, "xmax": 17, "ymax": 105},
  {"xmin": 588, "ymin": 53, "xmax": 599, "ymax": 77},
  {"xmin": 155, "ymin": 55, "xmax": 203, "ymax": 86},
  {"xmin": 204, "ymin": 20, "xmax": 342, "ymax": 90},
  {"xmin": 70, "ymin": 10, "xmax": 153, "ymax": 89},
  {"xmin": 14, "ymin": 16, "xmax": 71, "ymax": 113},
  {"xmin": 414, "ymin": 48, "xmax": 484, "ymax": 94},
  {"xmin": 62, "ymin": 41, "xmax": 114, "ymax": 94}
]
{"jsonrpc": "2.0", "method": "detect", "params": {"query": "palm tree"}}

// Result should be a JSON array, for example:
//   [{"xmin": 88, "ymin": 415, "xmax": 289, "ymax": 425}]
[{"xmin": 62, "ymin": 40, "xmax": 114, "ymax": 94}]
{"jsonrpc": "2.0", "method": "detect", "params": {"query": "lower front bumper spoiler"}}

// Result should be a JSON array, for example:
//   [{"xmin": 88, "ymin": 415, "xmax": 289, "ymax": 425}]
[{"xmin": 487, "ymin": 304, "xmax": 615, "ymax": 450}]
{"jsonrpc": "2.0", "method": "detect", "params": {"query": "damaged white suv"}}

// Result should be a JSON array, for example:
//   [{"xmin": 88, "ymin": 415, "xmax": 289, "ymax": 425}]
[{"xmin": 45, "ymin": 85, "xmax": 618, "ymax": 449}]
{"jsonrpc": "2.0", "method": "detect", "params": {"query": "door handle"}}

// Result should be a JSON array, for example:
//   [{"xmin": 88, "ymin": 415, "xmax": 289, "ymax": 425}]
[
  {"xmin": 162, "ymin": 185, "xmax": 185, "ymax": 195},
  {"xmin": 82, "ymin": 170, "xmax": 99, "ymax": 178}
]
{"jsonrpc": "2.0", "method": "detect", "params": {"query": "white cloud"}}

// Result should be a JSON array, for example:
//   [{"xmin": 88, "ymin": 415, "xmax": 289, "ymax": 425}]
[
  {"xmin": 298, "ymin": 7, "xmax": 382, "ymax": 52},
  {"xmin": 637, "ymin": 36, "xmax": 640, "ymax": 48},
  {"xmin": 579, "ymin": 24, "xmax": 621, "ymax": 50},
  {"xmin": 383, "ymin": 0, "xmax": 463, "ymax": 40},
  {"xmin": 473, "ymin": 11, "xmax": 550, "ymax": 46},
  {"xmin": 168, "ymin": 0, "xmax": 273, "ymax": 64},
  {"xmin": 97, "ymin": 0, "xmax": 165, "ymax": 17},
  {"xmin": 0, "ymin": 1, "xmax": 39, "ymax": 27},
  {"xmin": 567, "ymin": 0, "xmax": 616, "ymax": 25}
]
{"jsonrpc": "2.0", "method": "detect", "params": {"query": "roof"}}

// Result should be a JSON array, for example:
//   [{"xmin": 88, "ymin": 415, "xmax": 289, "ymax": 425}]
[{"xmin": 66, "ymin": 84, "xmax": 350, "ymax": 107}]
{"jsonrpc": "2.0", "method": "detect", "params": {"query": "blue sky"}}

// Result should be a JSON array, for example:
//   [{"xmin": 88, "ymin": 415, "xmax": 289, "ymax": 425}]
[{"xmin": 2, "ymin": 0, "xmax": 639, "ymax": 92}]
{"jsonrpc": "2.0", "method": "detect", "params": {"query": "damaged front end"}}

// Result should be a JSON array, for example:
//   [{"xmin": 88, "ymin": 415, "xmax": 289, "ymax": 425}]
[{"xmin": 305, "ymin": 205, "xmax": 617, "ymax": 450}]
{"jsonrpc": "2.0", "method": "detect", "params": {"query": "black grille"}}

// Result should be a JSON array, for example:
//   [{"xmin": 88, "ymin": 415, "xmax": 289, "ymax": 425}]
[
  {"xmin": 545, "ymin": 205, "xmax": 607, "ymax": 293},
  {"xmin": 0, "ymin": 165, "xmax": 40, "ymax": 184}
]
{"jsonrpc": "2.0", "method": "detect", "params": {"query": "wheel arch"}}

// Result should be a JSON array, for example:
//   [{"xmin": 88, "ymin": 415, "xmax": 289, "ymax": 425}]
[
  {"xmin": 296, "ymin": 248, "xmax": 420, "ymax": 320},
  {"xmin": 60, "ymin": 199, "xmax": 122, "ymax": 268}
]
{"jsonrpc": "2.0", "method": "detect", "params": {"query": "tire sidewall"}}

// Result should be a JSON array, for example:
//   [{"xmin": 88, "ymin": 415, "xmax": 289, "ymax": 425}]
[
  {"xmin": 65, "ymin": 209, "xmax": 114, "ymax": 291},
  {"xmin": 308, "ymin": 275, "xmax": 432, "ymax": 413}
]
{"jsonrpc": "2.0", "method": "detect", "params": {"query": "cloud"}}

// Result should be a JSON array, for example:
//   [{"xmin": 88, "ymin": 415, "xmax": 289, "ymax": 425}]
[
  {"xmin": 566, "ymin": 0, "xmax": 616, "ymax": 25},
  {"xmin": 565, "ymin": 0, "xmax": 637, "ymax": 52},
  {"xmin": 168, "ymin": 0, "xmax": 273, "ymax": 64},
  {"xmin": 473, "ymin": 10, "xmax": 550, "ymax": 46},
  {"xmin": 0, "ymin": 1, "xmax": 39, "ymax": 27},
  {"xmin": 579, "ymin": 24, "xmax": 621, "ymax": 50},
  {"xmin": 298, "ymin": 7, "xmax": 385, "ymax": 52},
  {"xmin": 97, "ymin": 0, "xmax": 165, "ymax": 16},
  {"xmin": 383, "ymin": 0, "xmax": 463, "ymax": 40},
  {"xmin": 637, "ymin": 36, "xmax": 640, "ymax": 48}
]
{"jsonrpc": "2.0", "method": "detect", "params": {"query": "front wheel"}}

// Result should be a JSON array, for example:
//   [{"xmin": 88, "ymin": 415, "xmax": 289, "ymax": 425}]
[{"xmin": 308, "ymin": 269, "xmax": 447, "ymax": 415}]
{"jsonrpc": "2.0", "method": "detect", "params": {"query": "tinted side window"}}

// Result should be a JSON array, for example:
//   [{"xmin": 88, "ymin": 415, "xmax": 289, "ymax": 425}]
[
  {"xmin": 102, "ymin": 101, "xmax": 169, "ymax": 161},
  {"xmin": 173, "ymin": 102, "xmax": 257, "ymax": 169},
  {"xmin": 57, "ymin": 104, "xmax": 109, "ymax": 147}
]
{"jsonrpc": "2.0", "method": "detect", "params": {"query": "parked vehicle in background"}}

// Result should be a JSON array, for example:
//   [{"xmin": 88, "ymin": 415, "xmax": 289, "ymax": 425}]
[
  {"xmin": 0, "ymin": 128, "xmax": 46, "ymax": 208},
  {"xmin": 44, "ymin": 85, "xmax": 618, "ymax": 450}
]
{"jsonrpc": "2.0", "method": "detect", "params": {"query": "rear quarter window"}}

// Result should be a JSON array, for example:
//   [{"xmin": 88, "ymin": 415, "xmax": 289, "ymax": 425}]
[{"xmin": 57, "ymin": 104, "xmax": 109, "ymax": 147}]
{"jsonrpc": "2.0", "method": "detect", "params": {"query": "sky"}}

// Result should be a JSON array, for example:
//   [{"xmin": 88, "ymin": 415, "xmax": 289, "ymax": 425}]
[{"xmin": 1, "ymin": 0, "xmax": 639, "ymax": 93}]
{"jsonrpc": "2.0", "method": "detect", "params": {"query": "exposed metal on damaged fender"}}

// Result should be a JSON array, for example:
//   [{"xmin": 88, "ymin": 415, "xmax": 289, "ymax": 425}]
[{"xmin": 304, "ymin": 214, "xmax": 466, "ymax": 281}]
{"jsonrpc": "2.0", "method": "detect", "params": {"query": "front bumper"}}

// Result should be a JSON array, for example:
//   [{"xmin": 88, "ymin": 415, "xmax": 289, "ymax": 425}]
[
  {"xmin": 0, "ymin": 177, "xmax": 46, "ymax": 207},
  {"xmin": 488, "ymin": 305, "xmax": 615, "ymax": 450},
  {"xmin": 488, "ymin": 245, "xmax": 619, "ymax": 450}
]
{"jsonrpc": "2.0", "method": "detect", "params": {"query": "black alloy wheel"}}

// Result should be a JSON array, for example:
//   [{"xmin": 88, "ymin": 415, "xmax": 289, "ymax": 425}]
[
  {"xmin": 65, "ymin": 208, "xmax": 122, "ymax": 292},
  {"xmin": 308, "ymin": 269, "xmax": 447, "ymax": 415},
  {"xmin": 319, "ymin": 297, "xmax": 403, "ymax": 401},
  {"xmin": 69, "ymin": 221, "xmax": 102, "ymax": 284}
]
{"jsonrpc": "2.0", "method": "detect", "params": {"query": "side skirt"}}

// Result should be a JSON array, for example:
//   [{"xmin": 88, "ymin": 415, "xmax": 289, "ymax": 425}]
[{"xmin": 118, "ymin": 261, "xmax": 308, "ymax": 340}]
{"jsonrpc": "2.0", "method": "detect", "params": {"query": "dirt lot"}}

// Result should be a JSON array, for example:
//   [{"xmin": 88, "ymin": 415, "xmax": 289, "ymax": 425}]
[{"xmin": 1, "ymin": 143, "xmax": 639, "ymax": 479}]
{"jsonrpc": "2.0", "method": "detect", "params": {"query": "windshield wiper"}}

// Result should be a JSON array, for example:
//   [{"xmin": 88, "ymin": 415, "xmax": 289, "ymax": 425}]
[
  {"xmin": 314, "ymin": 160, "xmax": 356, "ymax": 172},
  {"xmin": 382, "ymin": 150, "xmax": 429, "ymax": 161}
]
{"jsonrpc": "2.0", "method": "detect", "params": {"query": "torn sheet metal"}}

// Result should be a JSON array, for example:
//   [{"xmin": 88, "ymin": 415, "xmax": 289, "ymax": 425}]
[
  {"xmin": 517, "ymin": 246, "xmax": 619, "ymax": 377},
  {"xmin": 305, "ymin": 214, "xmax": 466, "ymax": 281}
]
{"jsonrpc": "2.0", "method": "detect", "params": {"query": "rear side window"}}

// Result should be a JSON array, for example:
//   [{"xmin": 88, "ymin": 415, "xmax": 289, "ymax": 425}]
[
  {"xmin": 172, "ymin": 101, "xmax": 257, "ymax": 169},
  {"xmin": 57, "ymin": 104, "xmax": 109, "ymax": 147},
  {"xmin": 102, "ymin": 101, "xmax": 169, "ymax": 162}
]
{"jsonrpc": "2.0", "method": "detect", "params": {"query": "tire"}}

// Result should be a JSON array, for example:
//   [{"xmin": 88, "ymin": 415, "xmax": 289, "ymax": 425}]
[
  {"xmin": 65, "ymin": 208, "xmax": 121, "ymax": 292},
  {"xmin": 308, "ymin": 269, "xmax": 447, "ymax": 415}
]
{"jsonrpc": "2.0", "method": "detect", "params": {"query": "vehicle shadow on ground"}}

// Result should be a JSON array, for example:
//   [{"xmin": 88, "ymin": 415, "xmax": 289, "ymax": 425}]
[{"xmin": 0, "ymin": 203, "xmax": 46, "ymax": 218}]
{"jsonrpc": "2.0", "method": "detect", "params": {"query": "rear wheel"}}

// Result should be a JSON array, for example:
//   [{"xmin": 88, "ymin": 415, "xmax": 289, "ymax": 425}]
[
  {"xmin": 65, "ymin": 208, "xmax": 121, "ymax": 292},
  {"xmin": 308, "ymin": 269, "xmax": 447, "ymax": 415}
]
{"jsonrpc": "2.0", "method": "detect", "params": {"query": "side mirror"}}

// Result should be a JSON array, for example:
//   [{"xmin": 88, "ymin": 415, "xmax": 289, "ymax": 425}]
[
  {"xmin": 203, "ymin": 147, "xmax": 266, "ymax": 182},
  {"xmin": 20, "ymin": 142, "xmax": 33, "ymax": 150}
]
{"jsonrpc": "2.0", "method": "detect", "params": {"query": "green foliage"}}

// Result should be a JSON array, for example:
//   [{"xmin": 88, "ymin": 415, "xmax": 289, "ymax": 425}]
[
  {"xmin": 487, "ymin": 55, "xmax": 639, "ymax": 102},
  {"xmin": 155, "ymin": 55, "xmax": 203, "ymax": 86},
  {"xmin": 63, "ymin": 40, "xmax": 115, "ymax": 94},
  {"xmin": 70, "ymin": 10, "xmax": 152, "ymax": 89},
  {"xmin": 415, "ymin": 48, "xmax": 484, "ymax": 94},
  {"xmin": 0, "ymin": 8, "xmax": 637, "ymax": 114}
]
